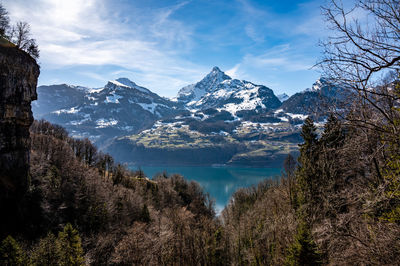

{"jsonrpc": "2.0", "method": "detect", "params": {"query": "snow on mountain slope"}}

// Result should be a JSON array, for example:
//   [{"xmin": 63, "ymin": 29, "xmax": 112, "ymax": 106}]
[
  {"xmin": 177, "ymin": 67, "xmax": 281, "ymax": 115},
  {"xmin": 112, "ymin": 77, "xmax": 151, "ymax": 94},
  {"xmin": 177, "ymin": 66, "xmax": 232, "ymax": 104},
  {"xmin": 34, "ymin": 78, "xmax": 185, "ymax": 144},
  {"xmin": 280, "ymin": 77, "xmax": 348, "ymax": 116},
  {"xmin": 32, "ymin": 84, "xmax": 88, "ymax": 117}
]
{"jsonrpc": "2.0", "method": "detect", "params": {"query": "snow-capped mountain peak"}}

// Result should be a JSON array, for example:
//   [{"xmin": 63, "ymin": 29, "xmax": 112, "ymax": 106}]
[
  {"xmin": 115, "ymin": 77, "xmax": 137, "ymax": 88},
  {"xmin": 304, "ymin": 77, "xmax": 332, "ymax": 92},
  {"xmin": 177, "ymin": 66, "xmax": 232, "ymax": 104},
  {"xmin": 107, "ymin": 77, "xmax": 151, "ymax": 94},
  {"xmin": 67, "ymin": 84, "xmax": 90, "ymax": 92},
  {"xmin": 198, "ymin": 66, "xmax": 232, "ymax": 90},
  {"xmin": 176, "ymin": 67, "xmax": 281, "ymax": 114},
  {"xmin": 109, "ymin": 80, "xmax": 131, "ymax": 88}
]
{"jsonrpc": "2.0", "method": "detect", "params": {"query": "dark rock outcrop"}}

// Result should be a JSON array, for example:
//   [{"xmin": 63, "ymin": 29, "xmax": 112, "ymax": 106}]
[{"xmin": 0, "ymin": 42, "xmax": 40, "ymax": 235}]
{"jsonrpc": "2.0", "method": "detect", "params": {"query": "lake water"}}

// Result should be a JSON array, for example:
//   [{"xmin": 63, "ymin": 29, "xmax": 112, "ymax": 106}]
[{"xmin": 138, "ymin": 166, "xmax": 282, "ymax": 213}]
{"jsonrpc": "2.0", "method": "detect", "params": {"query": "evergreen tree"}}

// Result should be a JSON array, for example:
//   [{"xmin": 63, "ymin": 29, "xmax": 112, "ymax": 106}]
[
  {"xmin": 320, "ymin": 114, "xmax": 344, "ymax": 148},
  {"xmin": 58, "ymin": 224, "xmax": 84, "ymax": 266},
  {"xmin": 300, "ymin": 117, "xmax": 318, "ymax": 154},
  {"xmin": 319, "ymin": 114, "xmax": 346, "ymax": 196},
  {"xmin": 0, "ymin": 236, "xmax": 26, "ymax": 266},
  {"xmin": 112, "ymin": 164, "xmax": 124, "ymax": 185},
  {"xmin": 31, "ymin": 232, "xmax": 62, "ymax": 265},
  {"xmin": 285, "ymin": 222, "xmax": 322, "ymax": 266},
  {"xmin": 284, "ymin": 154, "xmax": 297, "ymax": 208},
  {"xmin": 140, "ymin": 204, "xmax": 151, "ymax": 223},
  {"xmin": 296, "ymin": 117, "xmax": 319, "ymax": 212},
  {"xmin": 380, "ymin": 81, "xmax": 400, "ymax": 223}
]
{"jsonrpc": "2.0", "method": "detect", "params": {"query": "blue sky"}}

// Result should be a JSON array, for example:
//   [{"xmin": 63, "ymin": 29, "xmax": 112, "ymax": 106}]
[{"xmin": 5, "ymin": 0, "xmax": 329, "ymax": 97}]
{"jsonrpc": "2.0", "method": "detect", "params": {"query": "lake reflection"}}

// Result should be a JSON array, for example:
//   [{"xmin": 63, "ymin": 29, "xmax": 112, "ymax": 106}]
[{"xmin": 138, "ymin": 166, "xmax": 282, "ymax": 213}]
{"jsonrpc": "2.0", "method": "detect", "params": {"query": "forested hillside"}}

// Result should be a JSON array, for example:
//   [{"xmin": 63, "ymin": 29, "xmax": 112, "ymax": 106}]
[
  {"xmin": 18, "ymin": 120, "xmax": 220, "ymax": 264},
  {"xmin": 5, "ymin": 98, "xmax": 400, "ymax": 264}
]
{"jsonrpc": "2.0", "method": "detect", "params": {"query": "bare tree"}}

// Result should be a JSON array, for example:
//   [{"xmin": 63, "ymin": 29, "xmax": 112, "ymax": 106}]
[
  {"xmin": 320, "ymin": 0, "xmax": 400, "ymax": 86},
  {"xmin": 8, "ymin": 21, "xmax": 39, "ymax": 59},
  {"xmin": 0, "ymin": 3, "xmax": 9, "ymax": 37},
  {"xmin": 10, "ymin": 21, "xmax": 30, "ymax": 49},
  {"xmin": 318, "ymin": 0, "xmax": 400, "ymax": 130}
]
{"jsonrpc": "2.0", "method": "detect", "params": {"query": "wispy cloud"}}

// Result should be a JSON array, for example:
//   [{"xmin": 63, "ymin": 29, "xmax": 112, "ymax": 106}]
[
  {"xmin": 226, "ymin": 43, "xmax": 319, "ymax": 94},
  {"xmin": 4, "ymin": 0, "xmax": 325, "ymax": 96},
  {"xmin": 235, "ymin": 0, "xmax": 270, "ymax": 43},
  {"xmin": 4, "ymin": 0, "xmax": 206, "ymax": 96},
  {"xmin": 242, "ymin": 44, "xmax": 314, "ymax": 72},
  {"xmin": 226, "ymin": 64, "xmax": 240, "ymax": 78}
]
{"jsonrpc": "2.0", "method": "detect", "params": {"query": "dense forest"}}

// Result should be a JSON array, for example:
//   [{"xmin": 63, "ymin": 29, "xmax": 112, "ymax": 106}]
[{"xmin": 1, "ymin": 0, "xmax": 400, "ymax": 265}]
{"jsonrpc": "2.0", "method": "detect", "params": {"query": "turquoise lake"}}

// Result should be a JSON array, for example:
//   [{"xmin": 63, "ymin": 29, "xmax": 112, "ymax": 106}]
[{"xmin": 138, "ymin": 166, "xmax": 282, "ymax": 213}]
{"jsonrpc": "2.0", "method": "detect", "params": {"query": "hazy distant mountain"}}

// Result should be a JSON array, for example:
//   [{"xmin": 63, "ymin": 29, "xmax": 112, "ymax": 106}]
[
  {"xmin": 32, "ymin": 84, "xmax": 87, "ymax": 117},
  {"xmin": 280, "ymin": 78, "xmax": 347, "ymax": 116},
  {"xmin": 277, "ymin": 93, "xmax": 289, "ymax": 102}
]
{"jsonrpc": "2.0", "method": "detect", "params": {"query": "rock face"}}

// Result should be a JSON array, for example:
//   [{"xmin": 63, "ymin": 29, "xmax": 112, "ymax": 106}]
[{"xmin": 0, "ymin": 43, "xmax": 40, "ymax": 234}]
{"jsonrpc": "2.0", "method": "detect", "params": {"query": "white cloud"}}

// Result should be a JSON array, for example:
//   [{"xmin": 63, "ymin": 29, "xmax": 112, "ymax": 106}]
[
  {"xmin": 225, "ymin": 64, "xmax": 240, "ymax": 78},
  {"xmin": 241, "ymin": 44, "xmax": 313, "ymax": 72},
  {"xmin": 236, "ymin": 0, "xmax": 270, "ymax": 43},
  {"xmin": 4, "ymin": 0, "xmax": 205, "ymax": 96},
  {"xmin": 4, "ymin": 0, "xmax": 323, "ymax": 97},
  {"xmin": 225, "ymin": 43, "xmax": 319, "ymax": 94}
]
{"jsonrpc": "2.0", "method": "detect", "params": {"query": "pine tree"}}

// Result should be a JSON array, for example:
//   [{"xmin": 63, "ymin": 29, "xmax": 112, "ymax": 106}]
[
  {"xmin": 0, "ymin": 236, "xmax": 26, "ymax": 266},
  {"xmin": 296, "ymin": 117, "xmax": 319, "ymax": 211},
  {"xmin": 31, "ymin": 232, "xmax": 62, "ymax": 265},
  {"xmin": 284, "ymin": 154, "xmax": 297, "ymax": 208},
  {"xmin": 140, "ymin": 204, "xmax": 151, "ymax": 223},
  {"xmin": 58, "ymin": 224, "xmax": 84, "ymax": 266},
  {"xmin": 380, "ymin": 81, "xmax": 400, "ymax": 223},
  {"xmin": 112, "ymin": 164, "xmax": 124, "ymax": 185},
  {"xmin": 319, "ymin": 114, "xmax": 345, "ymax": 196},
  {"xmin": 285, "ymin": 222, "xmax": 322, "ymax": 266},
  {"xmin": 300, "ymin": 117, "xmax": 318, "ymax": 155},
  {"xmin": 320, "ymin": 114, "xmax": 344, "ymax": 148}
]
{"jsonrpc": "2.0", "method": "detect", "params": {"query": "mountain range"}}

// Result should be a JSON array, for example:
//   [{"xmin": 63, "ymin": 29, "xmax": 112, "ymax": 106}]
[{"xmin": 33, "ymin": 67, "xmax": 343, "ymax": 166}]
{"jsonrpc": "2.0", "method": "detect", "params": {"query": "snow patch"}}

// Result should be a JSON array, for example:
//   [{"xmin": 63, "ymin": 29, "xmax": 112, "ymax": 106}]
[
  {"xmin": 109, "ymin": 78, "xmax": 151, "ymax": 94},
  {"xmin": 286, "ymin": 113, "xmax": 308, "ymax": 120},
  {"xmin": 89, "ymin": 88, "xmax": 104, "ymax": 93},
  {"xmin": 109, "ymin": 80, "xmax": 130, "ymax": 88},
  {"xmin": 86, "ymin": 96, "xmax": 97, "ymax": 101},
  {"xmin": 105, "ymin": 93, "xmax": 123, "ymax": 104},
  {"xmin": 221, "ymin": 87, "xmax": 265, "ymax": 115},
  {"xmin": 96, "ymin": 119, "xmax": 118, "ymax": 128},
  {"xmin": 138, "ymin": 102, "xmax": 168, "ymax": 116}
]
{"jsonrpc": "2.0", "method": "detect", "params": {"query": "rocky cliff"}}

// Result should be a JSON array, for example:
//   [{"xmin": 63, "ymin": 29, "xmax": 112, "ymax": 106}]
[{"xmin": 0, "ymin": 41, "xmax": 40, "ymax": 235}]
